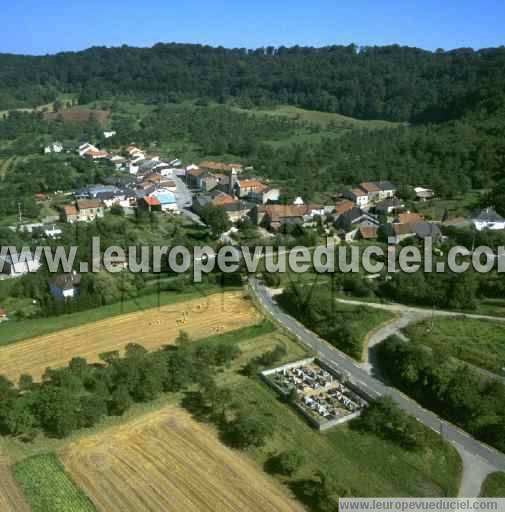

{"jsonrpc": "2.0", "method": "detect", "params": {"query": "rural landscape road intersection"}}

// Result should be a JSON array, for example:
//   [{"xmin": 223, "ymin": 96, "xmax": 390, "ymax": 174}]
[{"xmin": 249, "ymin": 278, "xmax": 505, "ymax": 497}]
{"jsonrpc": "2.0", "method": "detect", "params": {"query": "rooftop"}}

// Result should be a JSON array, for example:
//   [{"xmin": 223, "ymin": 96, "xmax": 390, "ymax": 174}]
[
  {"xmin": 334, "ymin": 199, "xmax": 355, "ymax": 215},
  {"xmin": 50, "ymin": 272, "xmax": 81, "ymax": 290},
  {"xmin": 397, "ymin": 212, "xmax": 424, "ymax": 224},
  {"xmin": 237, "ymin": 179, "xmax": 267, "ymax": 191},
  {"xmin": 144, "ymin": 196, "xmax": 161, "ymax": 207},
  {"xmin": 359, "ymin": 181, "xmax": 381, "ymax": 193},
  {"xmin": 152, "ymin": 191, "xmax": 176, "ymax": 205},
  {"xmin": 63, "ymin": 205, "xmax": 78, "ymax": 216},
  {"xmin": 199, "ymin": 161, "xmax": 243, "ymax": 172},
  {"xmin": 77, "ymin": 199, "xmax": 102, "ymax": 210},
  {"xmin": 473, "ymin": 207, "xmax": 505, "ymax": 223}
]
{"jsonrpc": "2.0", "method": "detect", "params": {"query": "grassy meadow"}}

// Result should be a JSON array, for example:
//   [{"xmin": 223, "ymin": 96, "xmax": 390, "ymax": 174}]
[{"xmin": 405, "ymin": 316, "xmax": 505, "ymax": 376}]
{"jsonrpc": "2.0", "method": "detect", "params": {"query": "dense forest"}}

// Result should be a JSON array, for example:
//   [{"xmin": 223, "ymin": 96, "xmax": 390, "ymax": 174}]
[{"xmin": 2, "ymin": 43, "xmax": 505, "ymax": 121}]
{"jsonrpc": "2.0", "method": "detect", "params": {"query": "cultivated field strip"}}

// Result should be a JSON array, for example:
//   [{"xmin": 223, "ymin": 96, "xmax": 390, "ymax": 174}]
[
  {"xmin": 0, "ymin": 291, "xmax": 260, "ymax": 382},
  {"xmin": 0, "ymin": 455, "xmax": 31, "ymax": 512},
  {"xmin": 61, "ymin": 408, "xmax": 303, "ymax": 512}
]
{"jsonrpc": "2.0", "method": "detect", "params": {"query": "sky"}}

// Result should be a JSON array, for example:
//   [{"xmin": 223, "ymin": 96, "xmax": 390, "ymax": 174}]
[{"xmin": 1, "ymin": 0, "xmax": 504, "ymax": 55}]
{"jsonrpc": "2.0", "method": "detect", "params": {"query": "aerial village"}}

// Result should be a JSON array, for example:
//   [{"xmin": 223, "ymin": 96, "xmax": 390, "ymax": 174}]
[{"xmin": 1, "ymin": 133, "xmax": 503, "ymax": 297}]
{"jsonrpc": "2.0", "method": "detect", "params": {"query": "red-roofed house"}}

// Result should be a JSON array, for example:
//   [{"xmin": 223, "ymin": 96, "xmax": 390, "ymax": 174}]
[
  {"xmin": 334, "ymin": 199, "xmax": 355, "ymax": 218},
  {"xmin": 357, "ymin": 226, "xmax": 378, "ymax": 240},
  {"xmin": 83, "ymin": 148, "xmax": 109, "ymax": 160},
  {"xmin": 142, "ymin": 196, "xmax": 161, "ymax": 212}
]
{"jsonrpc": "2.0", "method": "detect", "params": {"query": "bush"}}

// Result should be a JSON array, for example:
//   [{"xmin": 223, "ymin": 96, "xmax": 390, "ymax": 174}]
[
  {"xmin": 225, "ymin": 413, "xmax": 273, "ymax": 448},
  {"xmin": 351, "ymin": 396, "xmax": 426, "ymax": 451},
  {"xmin": 268, "ymin": 450, "xmax": 304, "ymax": 476}
]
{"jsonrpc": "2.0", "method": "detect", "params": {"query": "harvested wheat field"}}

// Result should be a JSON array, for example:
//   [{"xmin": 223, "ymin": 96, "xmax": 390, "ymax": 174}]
[
  {"xmin": 0, "ymin": 455, "xmax": 30, "ymax": 512},
  {"xmin": 0, "ymin": 291, "xmax": 260, "ymax": 382},
  {"xmin": 61, "ymin": 408, "xmax": 302, "ymax": 512}
]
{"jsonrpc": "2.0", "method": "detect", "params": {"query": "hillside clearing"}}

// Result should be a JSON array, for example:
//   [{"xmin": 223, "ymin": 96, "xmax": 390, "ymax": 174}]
[
  {"xmin": 61, "ymin": 407, "xmax": 303, "ymax": 512},
  {"xmin": 43, "ymin": 108, "xmax": 110, "ymax": 125},
  {"xmin": 0, "ymin": 291, "xmax": 260, "ymax": 382},
  {"xmin": 232, "ymin": 104, "xmax": 404, "ymax": 129}
]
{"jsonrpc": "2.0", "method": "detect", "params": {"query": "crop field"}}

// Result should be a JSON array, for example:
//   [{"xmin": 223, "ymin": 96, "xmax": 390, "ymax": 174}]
[
  {"xmin": 0, "ymin": 455, "xmax": 30, "ymax": 512},
  {"xmin": 13, "ymin": 454, "xmax": 96, "ymax": 512},
  {"xmin": 61, "ymin": 408, "xmax": 303, "ymax": 512},
  {"xmin": 0, "ymin": 291, "xmax": 260, "ymax": 382}
]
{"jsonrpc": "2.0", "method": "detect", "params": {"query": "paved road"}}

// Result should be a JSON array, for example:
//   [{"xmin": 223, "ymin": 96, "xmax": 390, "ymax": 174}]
[
  {"xmin": 360, "ymin": 312, "xmax": 412, "ymax": 374},
  {"xmin": 359, "ymin": 307, "xmax": 505, "ymax": 384},
  {"xmin": 249, "ymin": 278, "xmax": 505, "ymax": 492},
  {"xmin": 171, "ymin": 175, "xmax": 205, "ymax": 226}
]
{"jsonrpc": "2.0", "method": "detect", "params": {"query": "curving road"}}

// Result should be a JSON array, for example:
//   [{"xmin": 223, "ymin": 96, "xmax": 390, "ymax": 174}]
[{"xmin": 249, "ymin": 278, "xmax": 505, "ymax": 495}]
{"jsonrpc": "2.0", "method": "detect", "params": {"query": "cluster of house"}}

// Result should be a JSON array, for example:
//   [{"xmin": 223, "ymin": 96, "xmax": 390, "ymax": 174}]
[
  {"xmin": 59, "ymin": 143, "xmax": 185, "ymax": 223},
  {"xmin": 187, "ymin": 161, "xmax": 283, "ymax": 223}
]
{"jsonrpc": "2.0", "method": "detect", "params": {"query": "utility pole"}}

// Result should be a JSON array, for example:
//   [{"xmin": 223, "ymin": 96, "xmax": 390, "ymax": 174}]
[{"xmin": 17, "ymin": 201, "xmax": 22, "ymax": 223}]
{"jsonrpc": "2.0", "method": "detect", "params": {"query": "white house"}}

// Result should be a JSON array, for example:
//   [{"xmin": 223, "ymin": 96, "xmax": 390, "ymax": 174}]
[
  {"xmin": 150, "ymin": 189, "xmax": 179, "ymax": 213},
  {"xmin": 49, "ymin": 272, "xmax": 81, "ymax": 300},
  {"xmin": 44, "ymin": 225, "xmax": 63, "ymax": 239},
  {"xmin": 415, "ymin": 187, "xmax": 435, "ymax": 201},
  {"xmin": 103, "ymin": 131, "xmax": 117, "ymax": 139},
  {"xmin": 472, "ymin": 208, "xmax": 505, "ymax": 231},
  {"xmin": 249, "ymin": 187, "xmax": 280, "ymax": 204},
  {"xmin": 44, "ymin": 142, "xmax": 63, "ymax": 154},
  {"xmin": 78, "ymin": 143, "xmax": 98, "ymax": 157},
  {"xmin": 0, "ymin": 252, "xmax": 41, "ymax": 278},
  {"xmin": 344, "ymin": 188, "xmax": 369, "ymax": 208}
]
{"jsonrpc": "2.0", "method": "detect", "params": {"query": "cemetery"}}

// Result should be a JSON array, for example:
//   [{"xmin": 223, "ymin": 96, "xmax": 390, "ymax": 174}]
[{"xmin": 261, "ymin": 358, "xmax": 368, "ymax": 430}]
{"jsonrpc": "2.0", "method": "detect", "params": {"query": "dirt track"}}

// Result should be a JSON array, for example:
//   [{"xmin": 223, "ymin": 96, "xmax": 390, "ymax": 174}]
[
  {"xmin": 61, "ymin": 408, "xmax": 302, "ymax": 512},
  {"xmin": 0, "ymin": 291, "xmax": 259, "ymax": 382},
  {"xmin": 0, "ymin": 455, "xmax": 30, "ymax": 512}
]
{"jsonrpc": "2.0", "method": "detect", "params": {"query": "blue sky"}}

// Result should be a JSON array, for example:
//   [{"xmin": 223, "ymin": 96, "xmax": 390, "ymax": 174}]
[{"xmin": 2, "ymin": 0, "xmax": 504, "ymax": 55}]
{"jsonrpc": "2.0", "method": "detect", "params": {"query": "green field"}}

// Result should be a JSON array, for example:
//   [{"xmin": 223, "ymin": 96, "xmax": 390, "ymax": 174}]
[
  {"xmin": 480, "ymin": 472, "xmax": 505, "ymax": 497},
  {"xmin": 407, "ymin": 191, "xmax": 481, "ymax": 221},
  {"xmin": 217, "ymin": 356, "xmax": 461, "ymax": 498},
  {"xmin": 233, "ymin": 104, "xmax": 403, "ymax": 129},
  {"xmin": 230, "ymin": 104, "xmax": 402, "ymax": 148},
  {"xmin": 0, "ymin": 94, "xmax": 76, "ymax": 117},
  {"xmin": 405, "ymin": 317, "xmax": 505, "ymax": 375},
  {"xmin": 13, "ymin": 454, "xmax": 96, "ymax": 512},
  {"xmin": 182, "ymin": 321, "xmax": 462, "ymax": 498}
]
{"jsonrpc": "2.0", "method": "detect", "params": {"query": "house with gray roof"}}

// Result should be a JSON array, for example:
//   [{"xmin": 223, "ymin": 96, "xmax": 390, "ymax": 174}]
[{"xmin": 472, "ymin": 208, "xmax": 505, "ymax": 231}]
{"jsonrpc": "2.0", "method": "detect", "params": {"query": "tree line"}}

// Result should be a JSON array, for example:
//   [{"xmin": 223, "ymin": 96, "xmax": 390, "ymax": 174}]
[
  {"xmin": 0, "ymin": 332, "xmax": 241, "ymax": 440},
  {"xmin": 378, "ymin": 336, "xmax": 505, "ymax": 453}
]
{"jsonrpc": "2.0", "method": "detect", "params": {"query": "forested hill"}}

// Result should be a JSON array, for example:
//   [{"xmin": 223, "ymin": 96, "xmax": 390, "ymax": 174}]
[{"xmin": 2, "ymin": 43, "xmax": 505, "ymax": 121}]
